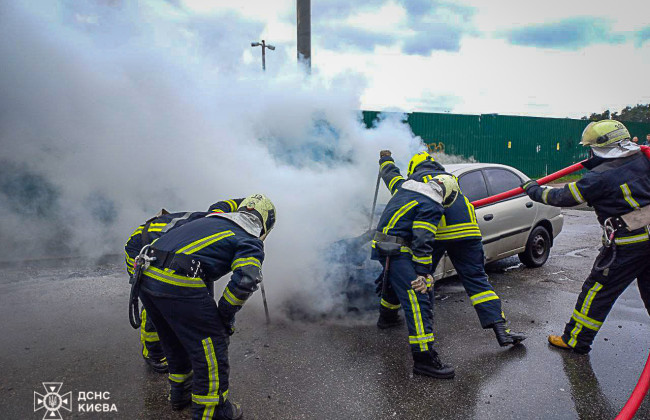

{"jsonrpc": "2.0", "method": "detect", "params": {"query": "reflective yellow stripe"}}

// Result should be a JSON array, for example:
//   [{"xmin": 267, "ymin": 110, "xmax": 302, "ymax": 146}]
[
  {"xmin": 381, "ymin": 299, "xmax": 401, "ymax": 310},
  {"xmin": 212, "ymin": 209, "xmax": 224, "ymax": 213},
  {"xmin": 409, "ymin": 333, "xmax": 435, "ymax": 344},
  {"xmin": 382, "ymin": 200, "xmax": 418, "ymax": 234},
  {"xmin": 422, "ymin": 175, "xmax": 433, "ymax": 183},
  {"xmin": 226, "ymin": 200, "xmax": 238, "ymax": 212},
  {"xmin": 413, "ymin": 221, "xmax": 437, "ymax": 234},
  {"xmin": 169, "ymin": 371, "xmax": 193, "ymax": 383},
  {"xmin": 129, "ymin": 226, "xmax": 144, "ymax": 239},
  {"xmin": 192, "ymin": 390, "xmax": 229, "ymax": 405},
  {"xmin": 621, "ymin": 183, "xmax": 640, "ymax": 209},
  {"xmin": 149, "ymin": 223, "xmax": 167, "ymax": 227},
  {"xmin": 223, "ymin": 287, "xmax": 245, "ymax": 306},
  {"xmin": 568, "ymin": 182, "xmax": 586, "ymax": 204},
  {"xmin": 388, "ymin": 176, "xmax": 405, "ymax": 193},
  {"xmin": 202, "ymin": 337, "xmax": 219, "ymax": 399},
  {"xmin": 231, "ymin": 257, "xmax": 261, "ymax": 271},
  {"xmin": 380, "ymin": 160, "xmax": 394, "ymax": 170},
  {"xmin": 436, "ymin": 222, "xmax": 480, "ymax": 232},
  {"xmin": 143, "ymin": 266, "xmax": 206, "ymax": 288},
  {"xmin": 407, "ymin": 290, "xmax": 427, "ymax": 351},
  {"xmin": 572, "ymin": 309, "xmax": 603, "ymax": 331},
  {"xmin": 580, "ymin": 282, "xmax": 602, "ymax": 315},
  {"xmin": 470, "ymin": 290, "xmax": 499, "ymax": 306},
  {"xmin": 412, "ymin": 255, "xmax": 432, "ymax": 264},
  {"xmin": 466, "ymin": 198, "xmax": 477, "ymax": 224},
  {"xmin": 542, "ymin": 188, "xmax": 550, "ymax": 204},
  {"xmin": 614, "ymin": 233, "xmax": 650, "ymax": 245},
  {"xmin": 568, "ymin": 324, "xmax": 582, "ymax": 348},
  {"xmin": 569, "ymin": 282, "xmax": 603, "ymax": 346},
  {"xmin": 177, "ymin": 230, "xmax": 235, "ymax": 255}
]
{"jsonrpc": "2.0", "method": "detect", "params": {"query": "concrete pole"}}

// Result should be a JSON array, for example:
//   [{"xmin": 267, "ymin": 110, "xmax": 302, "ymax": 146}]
[{"xmin": 297, "ymin": 0, "xmax": 311, "ymax": 72}]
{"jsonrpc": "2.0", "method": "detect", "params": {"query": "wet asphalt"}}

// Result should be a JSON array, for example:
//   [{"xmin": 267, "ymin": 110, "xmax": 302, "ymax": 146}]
[{"xmin": 1, "ymin": 209, "xmax": 649, "ymax": 420}]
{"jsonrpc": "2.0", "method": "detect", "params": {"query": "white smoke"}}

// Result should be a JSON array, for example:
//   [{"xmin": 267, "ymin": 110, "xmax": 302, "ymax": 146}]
[{"xmin": 0, "ymin": 1, "xmax": 460, "ymax": 315}]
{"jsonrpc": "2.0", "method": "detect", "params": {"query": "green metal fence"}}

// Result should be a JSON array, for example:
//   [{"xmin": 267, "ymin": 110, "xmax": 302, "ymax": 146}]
[{"xmin": 362, "ymin": 111, "xmax": 650, "ymax": 178}]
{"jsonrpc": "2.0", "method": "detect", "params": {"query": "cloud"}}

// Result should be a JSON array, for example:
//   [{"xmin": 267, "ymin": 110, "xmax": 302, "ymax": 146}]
[
  {"xmin": 503, "ymin": 17, "xmax": 625, "ymax": 50},
  {"xmin": 402, "ymin": 23, "xmax": 463, "ymax": 54},
  {"xmin": 635, "ymin": 26, "xmax": 650, "ymax": 47},
  {"xmin": 318, "ymin": 26, "xmax": 396, "ymax": 52}
]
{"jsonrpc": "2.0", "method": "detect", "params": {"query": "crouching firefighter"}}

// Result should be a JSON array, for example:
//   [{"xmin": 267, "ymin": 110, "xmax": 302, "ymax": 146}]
[
  {"xmin": 126, "ymin": 199, "xmax": 243, "ymax": 373},
  {"xmin": 521, "ymin": 119, "xmax": 650, "ymax": 354},
  {"xmin": 372, "ymin": 174, "xmax": 460, "ymax": 378},
  {"xmin": 378, "ymin": 150, "xmax": 526, "ymax": 347},
  {"xmin": 131, "ymin": 194, "xmax": 274, "ymax": 420}
]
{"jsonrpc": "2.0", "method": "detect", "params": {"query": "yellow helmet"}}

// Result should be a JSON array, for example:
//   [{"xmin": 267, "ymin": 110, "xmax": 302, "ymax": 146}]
[
  {"xmin": 407, "ymin": 151, "xmax": 435, "ymax": 176},
  {"xmin": 580, "ymin": 119, "xmax": 630, "ymax": 147},
  {"xmin": 238, "ymin": 194, "xmax": 276, "ymax": 237},
  {"xmin": 431, "ymin": 174, "xmax": 460, "ymax": 208}
]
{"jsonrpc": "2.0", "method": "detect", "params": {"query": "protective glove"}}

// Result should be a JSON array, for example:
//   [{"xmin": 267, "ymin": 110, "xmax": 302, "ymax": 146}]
[
  {"xmin": 411, "ymin": 274, "xmax": 434, "ymax": 294},
  {"xmin": 218, "ymin": 309, "xmax": 236, "ymax": 336},
  {"xmin": 380, "ymin": 150, "xmax": 392, "ymax": 158},
  {"xmin": 521, "ymin": 180, "xmax": 541, "ymax": 197}
]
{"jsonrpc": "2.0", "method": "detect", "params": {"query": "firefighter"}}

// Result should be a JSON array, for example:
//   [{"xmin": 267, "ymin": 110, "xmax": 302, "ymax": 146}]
[
  {"xmin": 125, "ymin": 199, "xmax": 243, "ymax": 373},
  {"xmin": 522, "ymin": 120, "xmax": 650, "ymax": 354},
  {"xmin": 378, "ymin": 151, "xmax": 526, "ymax": 347},
  {"xmin": 135, "ymin": 194, "xmax": 275, "ymax": 420},
  {"xmin": 372, "ymin": 173, "xmax": 460, "ymax": 378}
]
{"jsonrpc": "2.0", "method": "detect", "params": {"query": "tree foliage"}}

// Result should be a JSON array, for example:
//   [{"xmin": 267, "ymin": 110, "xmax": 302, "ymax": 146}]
[{"xmin": 582, "ymin": 103, "xmax": 650, "ymax": 123}]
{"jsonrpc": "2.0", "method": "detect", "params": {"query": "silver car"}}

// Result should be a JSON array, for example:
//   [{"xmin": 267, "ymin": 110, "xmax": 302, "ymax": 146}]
[{"xmin": 432, "ymin": 163, "xmax": 564, "ymax": 280}]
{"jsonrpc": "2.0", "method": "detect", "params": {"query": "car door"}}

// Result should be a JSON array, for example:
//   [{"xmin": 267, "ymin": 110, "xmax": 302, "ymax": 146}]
[
  {"xmin": 481, "ymin": 167, "xmax": 538, "ymax": 257},
  {"xmin": 456, "ymin": 170, "xmax": 503, "ymax": 262}
]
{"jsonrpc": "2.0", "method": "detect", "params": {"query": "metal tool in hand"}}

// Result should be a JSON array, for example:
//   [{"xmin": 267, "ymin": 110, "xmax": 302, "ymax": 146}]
[{"xmin": 260, "ymin": 281, "xmax": 270, "ymax": 324}]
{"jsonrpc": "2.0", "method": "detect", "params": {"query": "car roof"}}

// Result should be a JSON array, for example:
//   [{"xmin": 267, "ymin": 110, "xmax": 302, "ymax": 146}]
[{"xmin": 443, "ymin": 163, "xmax": 529, "ymax": 179}]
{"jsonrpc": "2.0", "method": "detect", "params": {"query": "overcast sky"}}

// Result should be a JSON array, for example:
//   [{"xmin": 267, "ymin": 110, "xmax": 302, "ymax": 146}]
[{"xmin": 119, "ymin": 1, "xmax": 650, "ymax": 118}]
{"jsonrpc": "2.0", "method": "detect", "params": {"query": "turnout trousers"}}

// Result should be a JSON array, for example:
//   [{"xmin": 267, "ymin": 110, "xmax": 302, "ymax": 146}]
[
  {"xmin": 431, "ymin": 237, "xmax": 504, "ymax": 328},
  {"xmin": 380, "ymin": 255, "xmax": 435, "ymax": 352},
  {"xmin": 139, "ymin": 278, "xmax": 231, "ymax": 420},
  {"xmin": 140, "ymin": 309, "xmax": 165, "ymax": 361},
  {"xmin": 562, "ymin": 242, "xmax": 650, "ymax": 353}
]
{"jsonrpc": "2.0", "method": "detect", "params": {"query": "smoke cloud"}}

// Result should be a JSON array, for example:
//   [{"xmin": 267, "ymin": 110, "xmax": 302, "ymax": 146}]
[{"xmin": 0, "ymin": 1, "xmax": 462, "ymax": 315}]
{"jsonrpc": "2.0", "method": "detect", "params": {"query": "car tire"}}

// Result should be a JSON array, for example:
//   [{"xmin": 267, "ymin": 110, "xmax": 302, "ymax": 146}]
[{"xmin": 519, "ymin": 225, "xmax": 551, "ymax": 268}]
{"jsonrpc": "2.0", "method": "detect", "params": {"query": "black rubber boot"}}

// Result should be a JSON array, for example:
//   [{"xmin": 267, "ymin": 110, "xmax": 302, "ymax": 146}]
[
  {"xmin": 493, "ymin": 321, "xmax": 527, "ymax": 347},
  {"xmin": 377, "ymin": 306, "xmax": 402, "ymax": 329},
  {"xmin": 412, "ymin": 348, "xmax": 455, "ymax": 379},
  {"xmin": 169, "ymin": 377, "xmax": 192, "ymax": 410},
  {"xmin": 214, "ymin": 400, "xmax": 243, "ymax": 420},
  {"xmin": 144, "ymin": 354, "xmax": 169, "ymax": 373}
]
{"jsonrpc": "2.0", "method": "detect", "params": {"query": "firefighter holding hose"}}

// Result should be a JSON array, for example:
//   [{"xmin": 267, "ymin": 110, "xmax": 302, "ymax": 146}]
[{"xmin": 521, "ymin": 120, "xmax": 650, "ymax": 354}]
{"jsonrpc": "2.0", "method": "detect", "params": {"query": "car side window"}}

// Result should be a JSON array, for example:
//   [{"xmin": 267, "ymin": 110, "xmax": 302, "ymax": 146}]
[
  {"xmin": 458, "ymin": 170, "xmax": 489, "ymax": 202},
  {"xmin": 484, "ymin": 168, "xmax": 523, "ymax": 196}
]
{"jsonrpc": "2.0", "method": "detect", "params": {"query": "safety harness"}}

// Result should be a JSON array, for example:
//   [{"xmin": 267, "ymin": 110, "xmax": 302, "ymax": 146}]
[{"xmin": 595, "ymin": 205, "xmax": 650, "ymax": 271}]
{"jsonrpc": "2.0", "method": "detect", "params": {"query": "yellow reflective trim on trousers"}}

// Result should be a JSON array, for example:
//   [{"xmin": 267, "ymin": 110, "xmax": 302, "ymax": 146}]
[
  {"xmin": 568, "ymin": 182, "xmax": 586, "ymax": 203},
  {"xmin": 380, "ymin": 161, "xmax": 394, "ymax": 170},
  {"xmin": 143, "ymin": 267, "xmax": 206, "ymax": 288},
  {"xmin": 226, "ymin": 200, "xmax": 238, "ymax": 212},
  {"xmin": 568, "ymin": 324, "xmax": 582, "ymax": 348},
  {"xmin": 223, "ymin": 287, "xmax": 245, "ymax": 306},
  {"xmin": 470, "ymin": 290, "xmax": 499, "ymax": 306},
  {"xmin": 542, "ymin": 188, "xmax": 550, "ymax": 204},
  {"xmin": 407, "ymin": 290, "xmax": 427, "ymax": 351},
  {"xmin": 413, "ymin": 221, "xmax": 437, "ymax": 234},
  {"xmin": 202, "ymin": 337, "xmax": 219, "ymax": 404},
  {"xmin": 409, "ymin": 333, "xmax": 435, "ymax": 344},
  {"xmin": 620, "ymin": 183, "xmax": 640, "ymax": 209},
  {"xmin": 381, "ymin": 299, "xmax": 401, "ymax": 310},
  {"xmin": 169, "ymin": 371, "xmax": 193, "ymax": 383},
  {"xmin": 412, "ymin": 255, "xmax": 432, "ymax": 264},
  {"xmin": 383, "ymin": 200, "xmax": 418, "ymax": 234},
  {"xmin": 580, "ymin": 282, "xmax": 602, "ymax": 315},
  {"xmin": 388, "ymin": 176, "xmax": 405, "ymax": 193},
  {"xmin": 231, "ymin": 257, "xmax": 261, "ymax": 271},
  {"xmin": 614, "ymin": 233, "xmax": 650, "ymax": 245},
  {"xmin": 192, "ymin": 390, "xmax": 229, "ymax": 405},
  {"xmin": 177, "ymin": 230, "xmax": 235, "ymax": 255},
  {"xmin": 140, "ymin": 310, "xmax": 149, "ymax": 357},
  {"xmin": 572, "ymin": 309, "xmax": 603, "ymax": 331}
]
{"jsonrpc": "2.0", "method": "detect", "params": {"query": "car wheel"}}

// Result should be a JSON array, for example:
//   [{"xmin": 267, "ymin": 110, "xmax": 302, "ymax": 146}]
[{"xmin": 518, "ymin": 225, "xmax": 551, "ymax": 268}]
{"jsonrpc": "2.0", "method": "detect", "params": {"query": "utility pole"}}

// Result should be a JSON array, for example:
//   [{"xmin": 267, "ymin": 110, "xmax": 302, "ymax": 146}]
[
  {"xmin": 251, "ymin": 40, "xmax": 275, "ymax": 71},
  {"xmin": 297, "ymin": 0, "xmax": 311, "ymax": 72}
]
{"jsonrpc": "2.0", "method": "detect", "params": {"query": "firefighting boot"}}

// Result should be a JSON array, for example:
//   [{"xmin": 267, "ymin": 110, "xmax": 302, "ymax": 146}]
[
  {"xmin": 548, "ymin": 335, "xmax": 571, "ymax": 350},
  {"xmin": 493, "ymin": 321, "xmax": 527, "ymax": 347},
  {"xmin": 412, "ymin": 348, "xmax": 455, "ymax": 379},
  {"xmin": 214, "ymin": 400, "xmax": 243, "ymax": 420},
  {"xmin": 169, "ymin": 374, "xmax": 193, "ymax": 410},
  {"xmin": 144, "ymin": 353, "xmax": 169, "ymax": 373},
  {"xmin": 377, "ymin": 306, "xmax": 402, "ymax": 330}
]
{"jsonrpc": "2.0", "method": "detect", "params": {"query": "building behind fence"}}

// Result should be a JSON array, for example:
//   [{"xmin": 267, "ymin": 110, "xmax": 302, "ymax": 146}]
[{"xmin": 363, "ymin": 111, "xmax": 650, "ymax": 178}]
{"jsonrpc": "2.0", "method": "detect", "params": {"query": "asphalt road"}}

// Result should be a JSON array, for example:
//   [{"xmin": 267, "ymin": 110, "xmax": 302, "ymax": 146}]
[{"xmin": 1, "ymin": 209, "xmax": 649, "ymax": 420}]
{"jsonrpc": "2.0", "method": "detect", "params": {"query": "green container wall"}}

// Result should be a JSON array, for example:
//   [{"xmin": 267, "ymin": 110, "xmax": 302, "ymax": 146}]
[{"xmin": 362, "ymin": 111, "xmax": 650, "ymax": 178}]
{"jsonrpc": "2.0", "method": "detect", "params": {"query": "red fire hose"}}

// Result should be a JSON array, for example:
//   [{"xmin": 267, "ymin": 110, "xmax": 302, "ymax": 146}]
[
  {"xmin": 469, "ymin": 145, "xmax": 650, "ymax": 418},
  {"xmin": 471, "ymin": 145, "xmax": 650, "ymax": 208}
]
